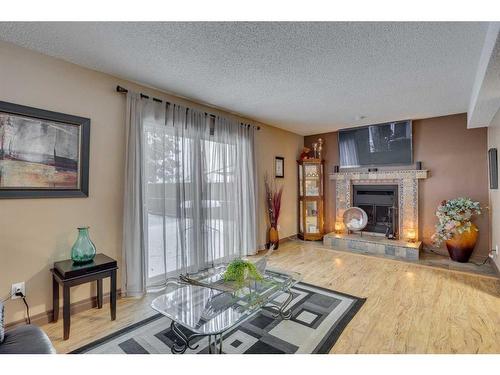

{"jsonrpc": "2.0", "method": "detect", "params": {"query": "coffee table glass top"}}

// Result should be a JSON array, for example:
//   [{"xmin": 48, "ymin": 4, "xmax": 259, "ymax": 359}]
[{"xmin": 151, "ymin": 265, "xmax": 301, "ymax": 335}]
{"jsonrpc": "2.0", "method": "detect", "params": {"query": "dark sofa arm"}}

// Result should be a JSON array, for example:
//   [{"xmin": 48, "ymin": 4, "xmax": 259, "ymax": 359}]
[{"xmin": 0, "ymin": 325, "xmax": 56, "ymax": 354}]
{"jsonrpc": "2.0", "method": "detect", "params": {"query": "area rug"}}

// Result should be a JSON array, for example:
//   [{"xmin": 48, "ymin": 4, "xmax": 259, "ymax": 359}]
[{"xmin": 71, "ymin": 282, "xmax": 365, "ymax": 354}]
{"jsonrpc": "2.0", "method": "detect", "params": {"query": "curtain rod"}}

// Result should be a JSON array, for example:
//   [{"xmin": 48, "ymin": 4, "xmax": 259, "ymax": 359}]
[{"xmin": 116, "ymin": 85, "xmax": 260, "ymax": 130}]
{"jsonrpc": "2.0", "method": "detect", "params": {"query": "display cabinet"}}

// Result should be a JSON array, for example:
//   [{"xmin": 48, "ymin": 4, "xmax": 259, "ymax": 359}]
[{"xmin": 297, "ymin": 159, "xmax": 325, "ymax": 240}]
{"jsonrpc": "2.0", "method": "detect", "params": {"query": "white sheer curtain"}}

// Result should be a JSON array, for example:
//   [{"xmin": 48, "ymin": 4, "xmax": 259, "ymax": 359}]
[
  {"xmin": 122, "ymin": 93, "xmax": 257, "ymax": 295},
  {"xmin": 122, "ymin": 94, "xmax": 166, "ymax": 296}
]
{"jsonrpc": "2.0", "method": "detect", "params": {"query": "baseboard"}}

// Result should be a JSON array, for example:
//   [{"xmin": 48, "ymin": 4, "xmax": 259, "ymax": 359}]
[
  {"xmin": 279, "ymin": 234, "xmax": 297, "ymax": 244},
  {"xmin": 258, "ymin": 234, "xmax": 297, "ymax": 250},
  {"xmin": 5, "ymin": 289, "xmax": 122, "ymax": 330}
]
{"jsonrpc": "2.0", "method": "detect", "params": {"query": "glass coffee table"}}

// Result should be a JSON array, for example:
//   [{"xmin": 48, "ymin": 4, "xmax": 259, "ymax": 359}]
[{"xmin": 151, "ymin": 265, "xmax": 302, "ymax": 354}]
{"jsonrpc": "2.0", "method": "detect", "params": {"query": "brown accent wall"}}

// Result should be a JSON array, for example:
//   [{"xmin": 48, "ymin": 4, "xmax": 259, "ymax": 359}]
[
  {"xmin": 305, "ymin": 114, "xmax": 490, "ymax": 260},
  {"xmin": 413, "ymin": 114, "xmax": 489, "ymax": 259}
]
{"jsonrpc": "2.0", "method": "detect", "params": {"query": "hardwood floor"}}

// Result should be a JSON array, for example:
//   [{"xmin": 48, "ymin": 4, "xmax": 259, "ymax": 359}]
[{"xmin": 40, "ymin": 240, "xmax": 500, "ymax": 354}]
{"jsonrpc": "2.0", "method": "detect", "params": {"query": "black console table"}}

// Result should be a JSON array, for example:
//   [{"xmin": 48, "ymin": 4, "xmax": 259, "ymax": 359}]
[{"xmin": 51, "ymin": 254, "xmax": 118, "ymax": 340}]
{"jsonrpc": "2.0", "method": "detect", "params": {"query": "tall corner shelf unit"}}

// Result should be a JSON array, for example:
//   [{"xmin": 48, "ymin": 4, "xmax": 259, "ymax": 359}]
[{"xmin": 297, "ymin": 158, "xmax": 325, "ymax": 241}]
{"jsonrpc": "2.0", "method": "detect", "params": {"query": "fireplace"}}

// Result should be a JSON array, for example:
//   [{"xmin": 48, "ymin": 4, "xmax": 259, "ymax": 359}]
[
  {"xmin": 352, "ymin": 184, "xmax": 398, "ymax": 236},
  {"xmin": 327, "ymin": 169, "xmax": 428, "ymax": 259},
  {"xmin": 331, "ymin": 169, "xmax": 428, "ymax": 242}
]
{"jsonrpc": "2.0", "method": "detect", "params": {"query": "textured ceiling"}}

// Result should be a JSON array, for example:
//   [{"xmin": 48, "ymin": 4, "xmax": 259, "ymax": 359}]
[{"xmin": 0, "ymin": 22, "xmax": 490, "ymax": 135}]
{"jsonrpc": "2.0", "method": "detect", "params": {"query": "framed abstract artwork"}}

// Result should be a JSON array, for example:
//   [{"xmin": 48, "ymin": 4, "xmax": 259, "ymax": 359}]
[
  {"xmin": 0, "ymin": 101, "xmax": 90, "ymax": 198},
  {"xmin": 275, "ymin": 156, "xmax": 284, "ymax": 178}
]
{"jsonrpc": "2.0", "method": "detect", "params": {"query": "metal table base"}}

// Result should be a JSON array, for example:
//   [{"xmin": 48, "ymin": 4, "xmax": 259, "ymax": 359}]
[{"xmin": 169, "ymin": 290, "xmax": 295, "ymax": 354}]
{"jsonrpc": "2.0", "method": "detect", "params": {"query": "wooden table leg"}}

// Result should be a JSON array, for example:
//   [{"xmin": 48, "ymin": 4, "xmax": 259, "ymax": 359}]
[
  {"xmin": 110, "ymin": 269, "xmax": 117, "ymax": 321},
  {"xmin": 63, "ymin": 285, "xmax": 71, "ymax": 340},
  {"xmin": 97, "ymin": 279, "xmax": 103, "ymax": 309},
  {"xmin": 52, "ymin": 276, "xmax": 59, "ymax": 322}
]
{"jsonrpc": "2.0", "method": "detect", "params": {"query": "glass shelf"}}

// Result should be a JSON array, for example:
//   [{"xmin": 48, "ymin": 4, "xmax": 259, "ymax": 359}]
[{"xmin": 305, "ymin": 179, "xmax": 320, "ymax": 196}]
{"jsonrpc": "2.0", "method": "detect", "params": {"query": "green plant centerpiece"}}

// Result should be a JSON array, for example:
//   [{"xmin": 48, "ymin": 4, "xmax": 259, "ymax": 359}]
[
  {"xmin": 223, "ymin": 259, "xmax": 263, "ymax": 288},
  {"xmin": 431, "ymin": 197, "xmax": 481, "ymax": 262}
]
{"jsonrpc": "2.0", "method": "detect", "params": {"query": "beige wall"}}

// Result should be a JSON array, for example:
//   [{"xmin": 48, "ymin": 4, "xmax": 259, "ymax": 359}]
[
  {"xmin": 255, "ymin": 126, "xmax": 304, "ymax": 247},
  {"xmin": 487, "ymin": 110, "xmax": 500, "ymax": 271},
  {"xmin": 0, "ymin": 41, "xmax": 302, "ymax": 324},
  {"xmin": 303, "ymin": 132, "xmax": 339, "ymax": 233},
  {"xmin": 306, "ymin": 114, "xmax": 490, "ymax": 261}
]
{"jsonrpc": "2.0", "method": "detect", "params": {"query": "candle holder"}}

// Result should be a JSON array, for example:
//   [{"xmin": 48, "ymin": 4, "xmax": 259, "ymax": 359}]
[
  {"xmin": 334, "ymin": 222, "xmax": 344, "ymax": 234},
  {"xmin": 406, "ymin": 229, "xmax": 417, "ymax": 243}
]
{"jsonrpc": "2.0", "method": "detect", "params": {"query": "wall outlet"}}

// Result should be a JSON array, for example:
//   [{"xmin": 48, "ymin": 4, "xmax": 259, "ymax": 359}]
[
  {"xmin": 11, "ymin": 281, "xmax": 25, "ymax": 299},
  {"xmin": 490, "ymin": 245, "xmax": 499, "ymax": 259}
]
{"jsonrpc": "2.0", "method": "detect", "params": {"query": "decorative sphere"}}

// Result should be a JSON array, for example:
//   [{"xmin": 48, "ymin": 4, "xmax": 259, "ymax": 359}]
[{"xmin": 343, "ymin": 207, "xmax": 368, "ymax": 231}]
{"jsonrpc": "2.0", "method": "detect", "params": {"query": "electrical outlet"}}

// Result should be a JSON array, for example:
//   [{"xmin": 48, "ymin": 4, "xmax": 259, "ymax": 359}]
[
  {"xmin": 489, "ymin": 245, "xmax": 499, "ymax": 259},
  {"xmin": 11, "ymin": 282, "xmax": 25, "ymax": 299}
]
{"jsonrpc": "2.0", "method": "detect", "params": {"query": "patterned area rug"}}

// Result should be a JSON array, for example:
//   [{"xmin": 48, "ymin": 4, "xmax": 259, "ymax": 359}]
[{"xmin": 71, "ymin": 282, "xmax": 365, "ymax": 354}]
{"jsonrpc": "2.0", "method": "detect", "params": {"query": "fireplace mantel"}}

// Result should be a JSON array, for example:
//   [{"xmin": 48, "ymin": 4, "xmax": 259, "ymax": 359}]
[
  {"xmin": 329, "ymin": 169, "xmax": 429, "ymax": 241},
  {"xmin": 330, "ymin": 169, "xmax": 428, "ymax": 181}
]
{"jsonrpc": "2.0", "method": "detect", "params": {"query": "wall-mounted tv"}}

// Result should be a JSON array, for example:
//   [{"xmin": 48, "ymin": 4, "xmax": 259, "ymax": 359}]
[{"xmin": 338, "ymin": 120, "xmax": 412, "ymax": 168}]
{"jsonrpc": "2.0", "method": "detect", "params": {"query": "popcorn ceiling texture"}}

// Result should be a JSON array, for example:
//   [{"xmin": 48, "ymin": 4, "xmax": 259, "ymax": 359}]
[{"xmin": 0, "ymin": 22, "xmax": 488, "ymax": 135}]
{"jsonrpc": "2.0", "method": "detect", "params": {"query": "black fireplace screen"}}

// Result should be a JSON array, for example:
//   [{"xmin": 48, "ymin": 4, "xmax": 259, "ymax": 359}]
[{"xmin": 352, "ymin": 185, "xmax": 398, "ymax": 236}]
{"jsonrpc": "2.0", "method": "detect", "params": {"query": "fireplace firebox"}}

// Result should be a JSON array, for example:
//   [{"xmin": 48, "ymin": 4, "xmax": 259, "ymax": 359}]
[{"xmin": 352, "ymin": 184, "xmax": 398, "ymax": 237}]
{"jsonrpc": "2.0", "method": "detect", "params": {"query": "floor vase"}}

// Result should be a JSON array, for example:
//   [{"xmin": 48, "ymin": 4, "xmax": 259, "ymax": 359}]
[
  {"xmin": 268, "ymin": 227, "xmax": 279, "ymax": 250},
  {"xmin": 445, "ymin": 224, "xmax": 478, "ymax": 263}
]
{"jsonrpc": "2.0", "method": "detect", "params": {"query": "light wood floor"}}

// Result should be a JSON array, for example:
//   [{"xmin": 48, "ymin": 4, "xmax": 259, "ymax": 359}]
[{"xmin": 40, "ymin": 240, "xmax": 500, "ymax": 354}]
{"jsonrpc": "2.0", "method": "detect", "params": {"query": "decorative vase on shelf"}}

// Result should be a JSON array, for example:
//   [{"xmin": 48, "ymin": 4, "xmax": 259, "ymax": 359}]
[
  {"xmin": 445, "ymin": 224, "xmax": 478, "ymax": 263},
  {"xmin": 71, "ymin": 227, "xmax": 96, "ymax": 264}
]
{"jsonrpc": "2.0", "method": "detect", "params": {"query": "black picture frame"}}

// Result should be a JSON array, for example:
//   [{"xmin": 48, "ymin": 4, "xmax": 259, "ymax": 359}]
[
  {"xmin": 0, "ymin": 101, "xmax": 90, "ymax": 198},
  {"xmin": 275, "ymin": 156, "xmax": 284, "ymax": 178}
]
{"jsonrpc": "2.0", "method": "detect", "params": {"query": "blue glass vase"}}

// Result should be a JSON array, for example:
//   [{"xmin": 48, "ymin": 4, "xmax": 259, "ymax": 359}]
[{"xmin": 71, "ymin": 227, "xmax": 96, "ymax": 264}]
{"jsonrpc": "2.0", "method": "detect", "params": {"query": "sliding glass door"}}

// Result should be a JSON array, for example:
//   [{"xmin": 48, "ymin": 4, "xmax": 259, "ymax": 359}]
[
  {"xmin": 143, "ymin": 120, "xmax": 180, "ymax": 284},
  {"xmin": 142, "ymin": 113, "xmax": 253, "ymax": 289}
]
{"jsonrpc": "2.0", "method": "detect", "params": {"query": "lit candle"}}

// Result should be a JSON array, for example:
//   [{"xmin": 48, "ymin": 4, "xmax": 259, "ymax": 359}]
[
  {"xmin": 407, "ymin": 228, "xmax": 416, "ymax": 242},
  {"xmin": 335, "ymin": 222, "xmax": 343, "ymax": 234}
]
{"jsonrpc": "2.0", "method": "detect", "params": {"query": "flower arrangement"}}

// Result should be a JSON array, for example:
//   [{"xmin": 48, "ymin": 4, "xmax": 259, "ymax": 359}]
[
  {"xmin": 264, "ymin": 174, "xmax": 283, "ymax": 230},
  {"xmin": 223, "ymin": 259, "xmax": 263, "ymax": 287},
  {"xmin": 431, "ymin": 197, "xmax": 481, "ymax": 246}
]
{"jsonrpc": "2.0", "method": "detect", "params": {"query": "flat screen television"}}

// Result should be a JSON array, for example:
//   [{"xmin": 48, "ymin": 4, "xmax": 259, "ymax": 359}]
[{"xmin": 338, "ymin": 120, "xmax": 412, "ymax": 168}]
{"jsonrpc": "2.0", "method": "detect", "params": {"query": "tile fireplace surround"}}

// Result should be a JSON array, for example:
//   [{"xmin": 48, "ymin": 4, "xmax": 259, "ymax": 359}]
[
  {"xmin": 323, "ymin": 232, "xmax": 422, "ymax": 260},
  {"xmin": 325, "ymin": 169, "xmax": 428, "ymax": 260}
]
